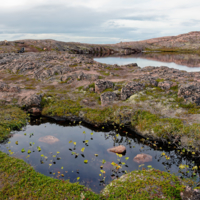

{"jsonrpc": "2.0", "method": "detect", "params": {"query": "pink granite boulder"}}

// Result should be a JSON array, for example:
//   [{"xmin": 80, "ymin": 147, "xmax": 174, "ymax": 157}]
[
  {"xmin": 133, "ymin": 153, "xmax": 152, "ymax": 164},
  {"xmin": 107, "ymin": 145, "xmax": 126, "ymax": 154}
]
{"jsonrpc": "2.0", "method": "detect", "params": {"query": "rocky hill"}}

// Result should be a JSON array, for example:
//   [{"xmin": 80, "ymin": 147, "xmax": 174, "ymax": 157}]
[
  {"xmin": 115, "ymin": 31, "xmax": 200, "ymax": 52},
  {"xmin": 1, "ymin": 31, "xmax": 200, "ymax": 55}
]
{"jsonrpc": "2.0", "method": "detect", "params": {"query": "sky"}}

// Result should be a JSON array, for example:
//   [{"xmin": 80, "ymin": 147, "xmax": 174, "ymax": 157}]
[{"xmin": 0, "ymin": 0, "xmax": 200, "ymax": 44}]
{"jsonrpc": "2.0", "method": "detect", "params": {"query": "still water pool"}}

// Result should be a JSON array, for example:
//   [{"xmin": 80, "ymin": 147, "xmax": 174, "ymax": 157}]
[
  {"xmin": 94, "ymin": 54, "xmax": 200, "ymax": 72},
  {"xmin": 0, "ymin": 117, "xmax": 199, "ymax": 193}
]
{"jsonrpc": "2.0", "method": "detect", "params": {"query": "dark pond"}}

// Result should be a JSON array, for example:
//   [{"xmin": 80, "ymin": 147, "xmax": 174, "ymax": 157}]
[
  {"xmin": 0, "ymin": 117, "xmax": 200, "ymax": 193},
  {"xmin": 94, "ymin": 53, "xmax": 200, "ymax": 72}
]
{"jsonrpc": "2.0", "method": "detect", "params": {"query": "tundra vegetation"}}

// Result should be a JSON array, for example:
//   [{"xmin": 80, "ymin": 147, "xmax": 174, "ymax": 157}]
[{"xmin": 1, "ymin": 34, "xmax": 200, "ymax": 198}]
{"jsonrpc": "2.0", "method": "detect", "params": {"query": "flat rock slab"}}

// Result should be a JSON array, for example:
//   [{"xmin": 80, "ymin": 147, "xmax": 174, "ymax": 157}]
[
  {"xmin": 107, "ymin": 145, "xmax": 126, "ymax": 154},
  {"xmin": 133, "ymin": 153, "xmax": 152, "ymax": 164},
  {"xmin": 38, "ymin": 135, "xmax": 59, "ymax": 144}
]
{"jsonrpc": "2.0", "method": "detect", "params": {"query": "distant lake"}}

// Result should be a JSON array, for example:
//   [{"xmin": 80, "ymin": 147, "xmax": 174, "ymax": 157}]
[{"xmin": 94, "ymin": 53, "xmax": 200, "ymax": 72}]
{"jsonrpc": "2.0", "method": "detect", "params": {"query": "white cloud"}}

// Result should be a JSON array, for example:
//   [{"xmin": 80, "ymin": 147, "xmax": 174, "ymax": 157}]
[
  {"xmin": 0, "ymin": 33, "xmax": 123, "ymax": 44},
  {"xmin": 0, "ymin": 0, "xmax": 200, "ymax": 43}
]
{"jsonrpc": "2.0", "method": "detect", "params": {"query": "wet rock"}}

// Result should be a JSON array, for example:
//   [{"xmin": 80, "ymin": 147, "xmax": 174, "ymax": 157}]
[
  {"xmin": 121, "ymin": 82, "xmax": 144, "ymax": 100},
  {"xmin": 100, "ymin": 92, "xmax": 118, "ymax": 106},
  {"xmin": 158, "ymin": 81, "xmax": 177, "ymax": 90},
  {"xmin": 95, "ymin": 80, "xmax": 114, "ymax": 93},
  {"xmin": 107, "ymin": 145, "xmax": 126, "ymax": 154},
  {"xmin": 38, "ymin": 135, "xmax": 59, "ymax": 144},
  {"xmin": 28, "ymin": 107, "xmax": 42, "ymax": 114},
  {"xmin": 133, "ymin": 153, "xmax": 152, "ymax": 164}
]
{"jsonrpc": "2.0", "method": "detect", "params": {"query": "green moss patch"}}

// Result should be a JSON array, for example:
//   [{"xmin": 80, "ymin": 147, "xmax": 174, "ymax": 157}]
[
  {"xmin": 102, "ymin": 169, "xmax": 185, "ymax": 199},
  {"xmin": 0, "ymin": 151, "xmax": 99, "ymax": 199},
  {"xmin": 0, "ymin": 105, "xmax": 27, "ymax": 142}
]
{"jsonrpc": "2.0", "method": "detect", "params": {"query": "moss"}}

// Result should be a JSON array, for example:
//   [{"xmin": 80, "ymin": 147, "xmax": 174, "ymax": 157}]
[
  {"xmin": 25, "ymin": 86, "xmax": 36, "ymax": 90},
  {"xmin": 30, "ymin": 45, "xmax": 43, "ymax": 52},
  {"xmin": 88, "ymin": 83, "xmax": 95, "ymax": 88},
  {"xmin": 113, "ymin": 67, "xmax": 121, "ymax": 70},
  {"xmin": 99, "ymin": 71, "xmax": 110, "ymax": 76},
  {"xmin": 171, "ymin": 85, "xmax": 179, "ymax": 92},
  {"xmin": 156, "ymin": 78, "xmax": 164, "ymax": 82},
  {"xmin": 3, "ymin": 74, "xmax": 26, "ymax": 82},
  {"xmin": 42, "ymin": 99, "xmax": 83, "ymax": 117},
  {"xmin": 42, "ymin": 85, "xmax": 56, "ymax": 91},
  {"xmin": 77, "ymin": 86, "xmax": 84, "ymax": 91},
  {"xmin": 0, "ymin": 105, "xmax": 27, "ymax": 142},
  {"xmin": 0, "ymin": 151, "xmax": 100, "ymax": 199},
  {"xmin": 69, "ymin": 64, "xmax": 78, "ymax": 67},
  {"xmin": 102, "ymin": 88, "xmax": 114, "ymax": 93},
  {"xmin": 60, "ymin": 77, "xmax": 72, "ymax": 84},
  {"xmin": 103, "ymin": 169, "xmax": 185, "ymax": 199}
]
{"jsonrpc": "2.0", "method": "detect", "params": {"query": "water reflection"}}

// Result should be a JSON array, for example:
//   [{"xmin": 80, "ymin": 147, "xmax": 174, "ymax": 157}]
[
  {"xmin": 0, "ymin": 117, "xmax": 199, "ymax": 193},
  {"xmin": 94, "ymin": 53, "xmax": 200, "ymax": 72}
]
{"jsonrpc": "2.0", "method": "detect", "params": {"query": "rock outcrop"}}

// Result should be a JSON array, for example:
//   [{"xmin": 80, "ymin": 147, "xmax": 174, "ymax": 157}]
[
  {"xmin": 178, "ymin": 83, "xmax": 200, "ymax": 105},
  {"xmin": 100, "ymin": 92, "xmax": 118, "ymax": 106},
  {"xmin": 0, "ymin": 82, "xmax": 21, "ymax": 93},
  {"xmin": 95, "ymin": 80, "xmax": 114, "ymax": 93},
  {"xmin": 18, "ymin": 94, "xmax": 42, "ymax": 108},
  {"xmin": 121, "ymin": 82, "xmax": 144, "ymax": 100},
  {"xmin": 158, "ymin": 81, "xmax": 177, "ymax": 90}
]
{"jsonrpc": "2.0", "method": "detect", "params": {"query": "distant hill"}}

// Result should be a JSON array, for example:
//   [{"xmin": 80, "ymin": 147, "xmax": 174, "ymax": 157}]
[
  {"xmin": 113, "ymin": 31, "xmax": 200, "ymax": 52},
  {"xmin": 0, "ymin": 31, "xmax": 200, "ymax": 54}
]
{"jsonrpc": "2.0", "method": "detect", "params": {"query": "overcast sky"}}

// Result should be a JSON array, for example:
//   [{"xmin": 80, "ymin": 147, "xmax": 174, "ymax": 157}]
[{"xmin": 0, "ymin": 0, "xmax": 200, "ymax": 44}]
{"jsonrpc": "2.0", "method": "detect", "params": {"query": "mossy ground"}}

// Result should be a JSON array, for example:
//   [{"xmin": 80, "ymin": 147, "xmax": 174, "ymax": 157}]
[
  {"xmin": 0, "ymin": 151, "xmax": 100, "ymax": 199},
  {"xmin": 102, "ymin": 169, "xmax": 185, "ymax": 199},
  {"xmin": 0, "ymin": 105, "xmax": 27, "ymax": 142}
]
